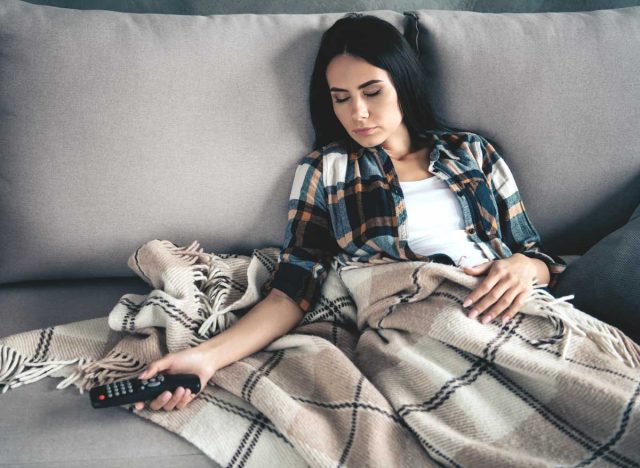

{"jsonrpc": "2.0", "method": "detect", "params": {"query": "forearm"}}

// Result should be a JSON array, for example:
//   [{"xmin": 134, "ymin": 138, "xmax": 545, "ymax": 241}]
[{"xmin": 197, "ymin": 288, "xmax": 304, "ymax": 370}]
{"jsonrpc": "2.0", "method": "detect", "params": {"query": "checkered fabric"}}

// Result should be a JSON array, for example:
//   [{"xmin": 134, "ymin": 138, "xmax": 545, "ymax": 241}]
[{"xmin": 1, "ymin": 240, "xmax": 638, "ymax": 466}]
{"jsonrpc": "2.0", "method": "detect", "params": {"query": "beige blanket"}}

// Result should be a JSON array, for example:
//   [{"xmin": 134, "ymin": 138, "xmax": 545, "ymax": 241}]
[{"xmin": 1, "ymin": 239, "xmax": 639, "ymax": 467}]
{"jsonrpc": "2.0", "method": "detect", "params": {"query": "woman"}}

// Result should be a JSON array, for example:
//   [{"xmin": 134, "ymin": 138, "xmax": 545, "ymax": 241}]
[{"xmin": 133, "ymin": 13, "xmax": 566, "ymax": 412}]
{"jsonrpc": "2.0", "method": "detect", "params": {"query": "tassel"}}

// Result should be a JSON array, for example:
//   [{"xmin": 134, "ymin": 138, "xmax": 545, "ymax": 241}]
[
  {"xmin": 79, "ymin": 351, "xmax": 145, "ymax": 390},
  {"xmin": 56, "ymin": 357, "xmax": 93, "ymax": 393},
  {"xmin": 161, "ymin": 240, "xmax": 212, "ymax": 265},
  {"xmin": 523, "ymin": 285, "xmax": 640, "ymax": 368},
  {"xmin": 80, "ymin": 350, "xmax": 144, "ymax": 374},
  {"xmin": 0, "ymin": 343, "xmax": 86, "ymax": 393},
  {"xmin": 0, "ymin": 344, "xmax": 28, "ymax": 385},
  {"xmin": 196, "ymin": 259, "xmax": 239, "ymax": 338}
]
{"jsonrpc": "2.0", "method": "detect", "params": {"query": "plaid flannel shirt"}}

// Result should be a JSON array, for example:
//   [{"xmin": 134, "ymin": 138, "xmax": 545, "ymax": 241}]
[{"xmin": 262, "ymin": 130, "xmax": 567, "ymax": 314}]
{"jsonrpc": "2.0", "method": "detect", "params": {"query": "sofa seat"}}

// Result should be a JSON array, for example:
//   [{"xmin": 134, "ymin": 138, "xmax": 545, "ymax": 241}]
[{"xmin": 0, "ymin": 276, "xmax": 219, "ymax": 467}]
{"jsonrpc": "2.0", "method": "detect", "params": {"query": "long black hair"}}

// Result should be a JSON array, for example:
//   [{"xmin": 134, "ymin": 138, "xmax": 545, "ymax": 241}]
[{"xmin": 309, "ymin": 13, "xmax": 454, "ymax": 153}]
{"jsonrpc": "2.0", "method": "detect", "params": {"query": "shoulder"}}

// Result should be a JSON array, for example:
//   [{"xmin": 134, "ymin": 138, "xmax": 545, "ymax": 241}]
[
  {"xmin": 298, "ymin": 141, "xmax": 348, "ymax": 169},
  {"xmin": 431, "ymin": 130, "xmax": 502, "ymax": 170},
  {"xmin": 433, "ymin": 130, "xmax": 488, "ymax": 152},
  {"xmin": 300, "ymin": 141, "xmax": 352, "ymax": 189}
]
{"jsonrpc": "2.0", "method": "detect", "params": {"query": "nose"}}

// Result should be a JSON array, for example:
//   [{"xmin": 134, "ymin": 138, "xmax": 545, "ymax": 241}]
[{"xmin": 351, "ymin": 95, "xmax": 369, "ymax": 122}]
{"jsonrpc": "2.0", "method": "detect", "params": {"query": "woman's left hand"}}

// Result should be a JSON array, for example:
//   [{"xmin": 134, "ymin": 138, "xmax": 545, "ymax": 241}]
[{"xmin": 461, "ymin": 253, "xmax": 537, "ymax": 325}]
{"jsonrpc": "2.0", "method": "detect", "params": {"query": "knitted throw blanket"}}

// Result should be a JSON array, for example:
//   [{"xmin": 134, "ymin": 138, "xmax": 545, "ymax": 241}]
[{"xmin": 1, "ymin": 239, "xmax": 640, "ymax": 467}]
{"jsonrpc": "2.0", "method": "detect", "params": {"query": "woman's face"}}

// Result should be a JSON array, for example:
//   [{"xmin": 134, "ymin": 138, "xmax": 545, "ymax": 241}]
[{"xmin": 326, "ymin": 54, "xmax": 405, "ymax": 149}]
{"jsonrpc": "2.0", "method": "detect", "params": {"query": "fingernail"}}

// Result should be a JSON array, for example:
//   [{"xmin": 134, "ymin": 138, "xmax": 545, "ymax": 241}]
[
  {"xmin": 463, "ymin": 298, "xmax": 472, "ymax": 308},
  {"xmin": 481, "ymin": 315, "xmax": 492, "ymax": 324},
  {"xmin": 468, "ymin": 309, "xmax": 478, "ymax": 319}
]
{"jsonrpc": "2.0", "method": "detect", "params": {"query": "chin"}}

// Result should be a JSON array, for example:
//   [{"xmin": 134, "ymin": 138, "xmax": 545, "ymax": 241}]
[{"xmin": 353, "ymin": 135, "xmax": 385, "ymax": 148}]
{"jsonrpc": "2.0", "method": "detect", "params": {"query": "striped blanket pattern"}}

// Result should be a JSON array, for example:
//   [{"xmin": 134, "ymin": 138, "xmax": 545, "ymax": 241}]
[{"xmin": 1, "ymin": 239, "xmax": 639, "ymax": 467}]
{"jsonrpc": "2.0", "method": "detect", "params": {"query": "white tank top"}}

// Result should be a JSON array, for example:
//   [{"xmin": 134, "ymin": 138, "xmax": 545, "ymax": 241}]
[{"xmin": 399, "ymin": 176, "xmax": 492, "ymax": 268}]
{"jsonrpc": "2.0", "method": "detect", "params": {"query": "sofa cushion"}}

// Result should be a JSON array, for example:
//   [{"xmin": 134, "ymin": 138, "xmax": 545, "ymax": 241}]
[
  {"xmin": 405, "ymin": 7, "xmax": 640, "ymax": 256},
  {"xmin": 0, "ymin": 0, "xmax": 404, "ymax": 284},
  {"xmin": 0, "ymin": 380, "xmax": 217, "ymax": 467},
  {"xmin": 0, "ymin": 275, "xmax": 219, "ymax": 466},
  {"xmin": 552, "ymin": 203, "xmax": 640, "ymax": 342}
]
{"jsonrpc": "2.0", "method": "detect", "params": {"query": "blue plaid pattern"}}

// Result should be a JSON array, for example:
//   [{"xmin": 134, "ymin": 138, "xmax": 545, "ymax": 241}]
[{"xmin": 262, "ymin": 130, "xmax": 567, "ymax": 313}]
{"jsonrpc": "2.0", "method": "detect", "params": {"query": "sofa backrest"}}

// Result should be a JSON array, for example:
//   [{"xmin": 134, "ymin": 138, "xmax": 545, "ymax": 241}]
[
  {"xmin": 0, "ymin": 0, "xmax": 404, "ymax": 283},
  {"xmin": 406, "ymin": 7, "xmax": 640, "ymax": 255},
  {"xmin": 1, "ymin": 0, "xmax": 638, "ymax": 283}
]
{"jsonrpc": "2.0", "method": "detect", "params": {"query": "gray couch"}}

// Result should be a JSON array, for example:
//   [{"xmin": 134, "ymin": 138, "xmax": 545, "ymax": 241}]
[{"xmin": 1, "ymin": 0, "xmax": 639, "ymax": 466}]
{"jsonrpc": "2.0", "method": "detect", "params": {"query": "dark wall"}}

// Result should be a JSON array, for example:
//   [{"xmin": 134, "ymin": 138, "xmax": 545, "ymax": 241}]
[{"xmin": 20, "ymin": 0, "xmax": 640, "ymax": 14}]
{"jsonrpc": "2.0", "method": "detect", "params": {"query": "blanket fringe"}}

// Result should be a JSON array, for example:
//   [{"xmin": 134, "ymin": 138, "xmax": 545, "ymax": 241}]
[
  {"xmin": 0, "ymin": 344, "xmax": 92, "ymax": 394},
  {"xmin": 524, "ymin": 285, "xmax": 640, "ymax": 368},
  {"xmin": 196, "ymin": 258, "xmax": 241, "ymax": 338},
  {"xmin": 159, "ymin": 239, "xmax": 238, "ymax": 337},
  {"xmin": 0, "ymin": 343, "xmax": 147, "ymax": 395},
  {"xmin": 160, "ymin": 239, "xmax": 213, "ymax": 267},
  {"xmin": 78, "ymin": 350, "xmax": 146, "ymax": 390}
]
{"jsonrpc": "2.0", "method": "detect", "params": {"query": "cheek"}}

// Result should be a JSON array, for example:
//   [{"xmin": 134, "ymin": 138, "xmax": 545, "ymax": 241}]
[
  {"xmin": 332, "ymin": 105, "xmax": 349, "ymax": 124},
  {"xmin": 382, "ymin": 96, "xmax": 402, "ymax": 116}
]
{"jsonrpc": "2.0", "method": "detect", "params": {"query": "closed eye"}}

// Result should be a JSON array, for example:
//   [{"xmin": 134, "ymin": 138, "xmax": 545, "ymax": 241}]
[{"xmin": 334, "ymin": 90, "xmax": 381, "ymax": 104}]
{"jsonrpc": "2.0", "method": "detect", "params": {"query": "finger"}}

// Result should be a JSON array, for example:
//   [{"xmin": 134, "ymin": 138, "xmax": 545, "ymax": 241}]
[
  {"xmin": 462, "ymin": 260, "xmax": 493, "ymax": 277},
  {"xmin": 162, "ymin": 386, "xmax": 185, "ymax": 411},
  {"xmin": 464, "ymin": 273, "xmax": 503, "ymax": 316},
  {"xmin": 175, "ymin": 388, "xmax": 192, "ymax": 410},
  {"xmin": 134, "ymin": 401, "xmax": 144, "ymax": 411},
  {"xmin": 139, "ymin": 355, "xmax": 172, "ymax": 380},
  {"xmin": 149, "ymin": 391, "xmax": 173, "ymax": 411},
  {"xmin": 467, "ymin": 277, "xmax": 511, "ymax": 321},
  {"xmin": 478, "ymin": 284, "xmax": 521, "ymax": 324},
  {"xmin": 500, "ymin": 289, "xmax": 531, "ymax": 324}
]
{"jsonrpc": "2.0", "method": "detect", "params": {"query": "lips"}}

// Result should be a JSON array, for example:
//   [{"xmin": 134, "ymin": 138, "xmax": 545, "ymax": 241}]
[{"xmin": 354, "ymin": 126, "xmax": 377, "ymax": 135}]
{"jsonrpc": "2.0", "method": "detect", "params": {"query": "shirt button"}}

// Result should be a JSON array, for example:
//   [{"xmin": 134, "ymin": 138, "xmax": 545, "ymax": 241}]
[{"xmin": 466, "ymin": 227, "xmax": 476, "ymax": 235}]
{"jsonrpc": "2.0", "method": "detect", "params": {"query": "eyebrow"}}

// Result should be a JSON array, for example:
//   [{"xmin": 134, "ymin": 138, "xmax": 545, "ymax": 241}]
[{"xmin": 329, "ymin": 79, "xmax": 384, "ymax": 92}]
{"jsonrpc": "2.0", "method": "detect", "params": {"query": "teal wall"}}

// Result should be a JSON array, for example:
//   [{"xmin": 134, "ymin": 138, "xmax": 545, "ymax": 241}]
[{"xmin": 20, "ymin": 0, "xmax": 640, "ymax": 14}]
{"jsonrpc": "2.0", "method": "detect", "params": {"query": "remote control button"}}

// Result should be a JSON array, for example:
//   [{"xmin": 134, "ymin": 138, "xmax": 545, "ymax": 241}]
[
  {"xmin": 157, "ymin": 375, "xmax": 165, "ymax": 382},
  {"xmin": 147, "ymin": 381, "xmax": 161, "ymax": 387},
  {"xmin": 99, "ymin": 395, "xmax": 105, "ymax": 400}
]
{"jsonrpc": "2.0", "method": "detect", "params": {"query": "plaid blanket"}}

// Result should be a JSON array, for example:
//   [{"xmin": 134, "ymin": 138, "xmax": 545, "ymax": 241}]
[{"xmin": 1, "ymin": 239, "xmax": 639, "ymax": 467}]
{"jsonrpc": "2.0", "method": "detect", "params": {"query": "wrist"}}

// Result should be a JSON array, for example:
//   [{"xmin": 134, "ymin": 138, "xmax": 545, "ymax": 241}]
[
  {"xmin": 197, "ymin": 339, "xmax": 223, "ymax": 373},
  {"xmin": 516, "ymin": 253, "xmax": 550, "ymax": 285}
]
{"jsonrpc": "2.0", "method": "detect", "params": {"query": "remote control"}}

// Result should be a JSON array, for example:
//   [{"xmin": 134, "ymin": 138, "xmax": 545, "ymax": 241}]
[{"xmin": 89, "ymin": 373, "xmax": 201, "ymax": 409}]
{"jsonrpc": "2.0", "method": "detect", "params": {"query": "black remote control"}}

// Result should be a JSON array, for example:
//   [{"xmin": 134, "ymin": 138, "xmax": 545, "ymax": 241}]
[{"xmin": 89, "ymin": 373, "xmax": 201, "ymax": 409}]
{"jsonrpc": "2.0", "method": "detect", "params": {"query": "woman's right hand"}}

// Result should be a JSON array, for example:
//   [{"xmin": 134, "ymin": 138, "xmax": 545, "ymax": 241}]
[{"xmin": 132, "ymin": 344, "xmax": 218, "ymax": 411}]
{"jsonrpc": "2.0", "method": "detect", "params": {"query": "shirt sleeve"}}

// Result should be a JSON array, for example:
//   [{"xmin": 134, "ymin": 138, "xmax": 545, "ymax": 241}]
[
  {"xmin": 261, "ymin": 149, "xmax": 337, "ymax": 314},
  {"xmin": 475, "ymin": 134, "xmax": 567, "ymax": 289}
]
